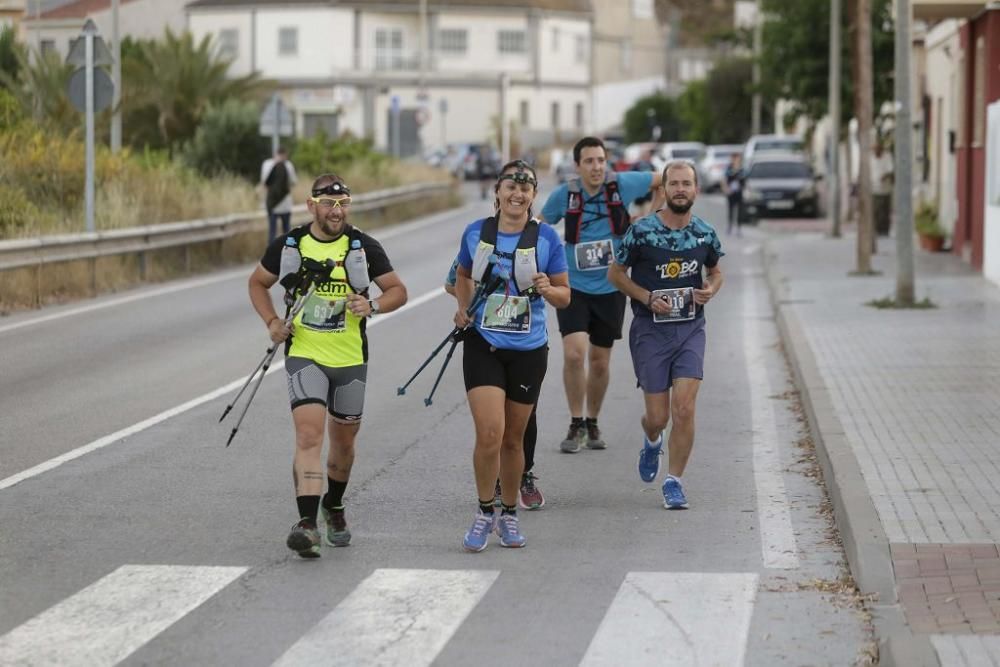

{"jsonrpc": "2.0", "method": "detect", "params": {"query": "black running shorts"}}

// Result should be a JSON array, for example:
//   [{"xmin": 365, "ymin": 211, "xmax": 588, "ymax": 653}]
[
  {"xmin": 462, "ymin": 330, "xmax": 548, "ymax": 405},
  {"xmin": 556, "ymin": 288, "xmax": 627, "ymax": 348}
]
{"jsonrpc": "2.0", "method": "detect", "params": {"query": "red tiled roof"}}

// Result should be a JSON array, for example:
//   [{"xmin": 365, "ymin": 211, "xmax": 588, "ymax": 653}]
[{"xmin": 39, "ymin": 0, "xmax": 140, "ymax": 20}]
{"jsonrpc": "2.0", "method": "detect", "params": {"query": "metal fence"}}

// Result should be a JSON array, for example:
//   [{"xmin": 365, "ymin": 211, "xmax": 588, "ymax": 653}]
[{"xmin": 0, "ymin": 182, "xmax": 451, "ymax": 274}]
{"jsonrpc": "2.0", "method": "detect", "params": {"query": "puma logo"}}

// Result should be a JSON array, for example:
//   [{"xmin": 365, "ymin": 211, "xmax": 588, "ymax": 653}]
[{"xmin": 520, "ymin": 384, "xmax": 531, "ymax": 392}]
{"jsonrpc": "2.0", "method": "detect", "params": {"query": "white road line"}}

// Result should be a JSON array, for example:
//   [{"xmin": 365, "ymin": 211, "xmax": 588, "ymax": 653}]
[
  {"xmin": 0, "ymin": 286, "xmax": 445, "ymax": 491},
  {"xmin": 272, "ymin": 568, "xmax": 498, "ymax": 667},
  {"xmin": 579, "ymin": 572, "xmax": 759, "ymax": 667},
  {"xmin": 0, "ymin": 268, "xmax": 249, "ymax": 336},
  {"xmin": 743, "ymin": 272, "xmax": 800, "ymax": 569},
  {"xmin": 931, "ymin": 634, "xmax": 1000, "ymax": 666},
  {"xmin": 0, "ymin": 565, "xmax": 246, "ymax": 667},
  {"xmin": 0, "ymin": 202, "xmax": 475, "ymax": 336}
]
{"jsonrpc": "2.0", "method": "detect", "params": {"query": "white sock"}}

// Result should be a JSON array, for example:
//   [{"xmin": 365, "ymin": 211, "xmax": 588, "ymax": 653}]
[
  {"xmin": 666, "ymin": 474, "xmax": 681, "ymax": 481},
  {"xmin": 645, "ymin": 434, "xmax": 662, "ymax": 448}
]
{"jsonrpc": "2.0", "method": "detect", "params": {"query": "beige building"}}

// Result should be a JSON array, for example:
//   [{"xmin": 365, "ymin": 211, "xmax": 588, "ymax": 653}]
[{"xmin": 1, "ymin": 0, "xmax": 26, "ymax": 30}]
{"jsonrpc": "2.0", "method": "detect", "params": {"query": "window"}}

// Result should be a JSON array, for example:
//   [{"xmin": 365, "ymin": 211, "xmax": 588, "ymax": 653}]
[
  {"xmin": 631, "ymin": 0, "xmax": 654, "ymax": 19},
  {"xmin": 375, "ymin": 28, "xmax": 404, "ymax": 70},
  {"xmin": 498, "ymin": 30, "xmax": 526, "ymax": 54},
  {"xmin": 575, "ymin": 35, "xmax": 586, "ymax": 61},
  {"xmin": 551, "ymin": 27, "xmax": 559, "ymax": 52},
  {"xmin": 304, "ymin": 113, "xmax": 339, "ymax": 139},
  {"xmin": 973, "ymin": 36, "xmax": 985, "ymax": 146},
  {"xmin": 40, "ymin": 39, "xmax": 55, "ymax": 56},
  {"xmin": 551, "ymin": 101, "xmax": 560, "ymax": 130},
  {"xmin": 218, "ymin": 29, "xmax": 238, "ymax": 60},
  {"xmin": 575, "ymin": 102, "xmax": 584, "ymax": 129},
  {"xmin": 621, "ymin": 40, "xmax": 632, "ymax": 72},
  {"xmin": 438, "ymin": 28, "xmax": 467, "ymax": 54},
  {"xmin": 520, "ymin": 100, "xmax": 529, "ymax": 126},
  {"xmin": 278, "ymin": 27, "xmax": 298, "ymax": 56}
]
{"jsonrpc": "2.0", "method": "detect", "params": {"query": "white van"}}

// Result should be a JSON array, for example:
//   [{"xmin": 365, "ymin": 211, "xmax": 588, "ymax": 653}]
[{"xmin": 742, "ymin": 134, "xmax": 805, "ymax": 168}]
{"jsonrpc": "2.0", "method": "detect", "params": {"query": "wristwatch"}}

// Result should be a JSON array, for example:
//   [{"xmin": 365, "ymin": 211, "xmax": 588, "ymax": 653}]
[{"xmin": 368, "ymin": 299, "xmax": 380, "ymax": 316}]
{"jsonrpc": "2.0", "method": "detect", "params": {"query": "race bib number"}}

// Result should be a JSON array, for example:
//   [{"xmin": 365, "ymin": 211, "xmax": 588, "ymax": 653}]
[
  {"xmin": 574, "ymin": 239, "xmax": 613, "ymax": 271},
  {"xmin": 300, "ymin": 293, "xmax": 347, "ymax": 331},
  {"xmin": 481, "ymin": 293, "xmax": 531, "ymax": 333},
  {"xmin": 651, "ymin": 287, "xmax": 695, "ymax": 323}
]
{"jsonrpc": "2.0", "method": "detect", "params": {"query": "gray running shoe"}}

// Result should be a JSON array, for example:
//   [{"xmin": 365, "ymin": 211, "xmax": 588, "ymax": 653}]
[
  {"xmin": 585, "ymin": 420, "xmax": 607, "ymax": 450},
  {"xmin": 321, "ymin": 506, "xmax": 352, "ymax": 547},
  {"xmin": 287, "ymin": 519, "xmax": 321, "ymax": 558},
  {"xmin": 560, "ymin": 421, "xmax": 586, "ymax": 453}
]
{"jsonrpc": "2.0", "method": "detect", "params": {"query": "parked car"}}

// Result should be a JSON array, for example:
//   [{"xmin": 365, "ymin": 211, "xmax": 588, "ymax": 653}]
[
  {"xmin": 699, "ymin": 144, "xmax": 743, "ymax": 192},
  {"xmin": 742, "ymin": 134, "xmax": 805, "ymax": 169},
  {"xmin": 615, "ymin": 142, "xmax": 659, "ymax": 172},
  {"xmin": 741, "ymin": 153, "xmax": 820, "ymax": 222},
  {"xmin": 656, "ymin": 141, "xmax": 705, "ymax": 180}
]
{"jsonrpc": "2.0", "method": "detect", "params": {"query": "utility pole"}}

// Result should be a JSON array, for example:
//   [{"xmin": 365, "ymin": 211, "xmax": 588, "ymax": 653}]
[
  {"xmin": 751, "ymin": 0, "xmax": 762, "ymax": 135},
  {"xmin": 894, "ymin": 0, "xmax": 916, "ymax": 304},
  {"xmin": 111, "ymin": 0, "xmax": 121, "ymax": 153},
  {"xmin": 418, "ymin": 0, "xmax": 427, "ymax": 90},
  {"xmin": 499, "ymin": 72, "xmax": 510, "ymax": 163},
  {"xmin": 854, "ymin": 0, "xmax": 874, "ymax": 272},
  {"xmin": 828, "ymin": 0, "xmax": 842, "ymax": 238}
]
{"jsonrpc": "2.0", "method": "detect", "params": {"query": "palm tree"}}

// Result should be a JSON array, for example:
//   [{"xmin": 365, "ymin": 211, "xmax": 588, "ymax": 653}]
[
  {"xmin": 0, "ymin": 45, "xmax": 78, "ymax": 134},
  {"xmin": 122, "ymin": 29, "xmax": 268, "ymax": 151}
]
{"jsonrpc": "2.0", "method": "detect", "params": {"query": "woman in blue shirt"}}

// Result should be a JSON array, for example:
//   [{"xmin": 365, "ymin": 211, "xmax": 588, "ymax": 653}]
[{"xmin": 452, "ymin": 160, "xmax": 570, "ymax": 551}]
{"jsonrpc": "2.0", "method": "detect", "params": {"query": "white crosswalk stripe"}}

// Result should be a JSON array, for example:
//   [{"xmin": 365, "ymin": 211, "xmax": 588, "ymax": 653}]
[
  {"xmin": 272, "ymin": 568, "xmax": 499, "ymax": 667},
  {"xmin": 579, "ymin": 572, "xmax": 759, "ymax": 667},
  {"xmin": 0, "ymin": 564, "xmax": 246, "ymax": 667}
]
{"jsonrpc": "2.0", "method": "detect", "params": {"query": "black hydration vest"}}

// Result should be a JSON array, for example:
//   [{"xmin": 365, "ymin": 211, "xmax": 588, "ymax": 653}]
[{"xmin": 564, "ymin": 172, "xmax": 628, "ymax": 243}]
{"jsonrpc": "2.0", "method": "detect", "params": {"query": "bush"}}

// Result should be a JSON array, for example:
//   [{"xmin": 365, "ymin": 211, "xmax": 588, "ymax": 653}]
[
  {"xmin": 914, "ymin": 201, "xmax": 945, "ymax": 238},
  {"xmin": 292, "ymin": 131, "xmax": 391, "ymax": 184},
  {"xmin": 182, "ymin": 99, "xmax": 270, "ymax": 181},
  {"xmin": 0, "ymin": 183, "xmax": 46, "ymax": 237}
]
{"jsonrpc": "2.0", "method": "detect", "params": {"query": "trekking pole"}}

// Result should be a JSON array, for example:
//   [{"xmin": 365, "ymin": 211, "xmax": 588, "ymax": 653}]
[
  {"xmin": 222, "ymin": 267, "xmax": 330, "ymax": 446},
  {"xmin": 397, "ymin": 264, "xmax": 508, "ymax": 399},
  {"xmin": 422, "ymin": 335, "xmax": 461, "ymax": 406}
]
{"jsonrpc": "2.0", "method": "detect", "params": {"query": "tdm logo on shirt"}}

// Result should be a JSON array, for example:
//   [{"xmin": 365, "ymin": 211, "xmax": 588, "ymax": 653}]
[
  {"xmin": 316, "ymin": 281, "xmax": 349, "ymax": 296},
  {"xmin": 656, "ymin": 260, "xmax": 699, "ymax": 279}
]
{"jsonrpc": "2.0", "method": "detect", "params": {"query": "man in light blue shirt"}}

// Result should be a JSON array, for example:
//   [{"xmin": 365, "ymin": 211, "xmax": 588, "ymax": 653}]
[{"xmin": 539, "ymin": 136, "xmax": 662, "ymax": 453}]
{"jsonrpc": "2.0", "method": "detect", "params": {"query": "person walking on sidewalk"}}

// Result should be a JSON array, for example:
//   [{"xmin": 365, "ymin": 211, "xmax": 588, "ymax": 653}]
[
  {"xmin": 452, "ymin": 160, "xmax": 570, "ymax": 552},
  {"xmin": 248, "ymin": 174, "xmax": 408, "ymax": 557},
  {"xmin": 539, "ymin": 136, "xmax": 662, "ymax": 454},
  {"xmin": 260, "ymin": 146, "xmax": 299, "ymax": 243},
  {"xmin": 721, "ymin": 153, "xmax": 744, "ymax": 236},
  {"xmin": 446, "ymin": 260, "xmax": 546, "ymax": 510},
  {"xmin": 607, "ymin": 160, "xmax": 724, "ymax": 509}
]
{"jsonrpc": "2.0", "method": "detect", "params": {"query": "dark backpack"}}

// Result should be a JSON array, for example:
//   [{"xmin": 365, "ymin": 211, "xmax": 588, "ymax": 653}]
[{"xmin": 265, "ymin": 160, "xmax": 290, "ymax": 211}]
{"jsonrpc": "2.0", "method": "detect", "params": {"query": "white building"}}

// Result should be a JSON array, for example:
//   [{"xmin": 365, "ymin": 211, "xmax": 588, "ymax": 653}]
[
  {"xmin": 186, "ymin": 0, "xmax": 596, "ymax": 155},
  {"xmin": 20, "ymin": 0, "xmax": 189, "ymax": 60},
  {"xmin": 923, "ymin": 19, "xmax": 962, "ymax": 238}
]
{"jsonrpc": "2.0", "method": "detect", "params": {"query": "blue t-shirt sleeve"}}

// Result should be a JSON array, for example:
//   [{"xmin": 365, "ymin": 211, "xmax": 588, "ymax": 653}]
[
  {"xmin": 614, "ymin": 223, "xmax": 640, "ymax": 266},
  {"xmin": 705, "ymin": 230, "xmax": 724, "ymax": 267},
  {"xmin": 540, "ymin": 185, "xmax": 568, "ymax": 225},
  {"xmin": 456, "ymin": 224, "xmax": 475, "ymax": 270},
  {"xmin": 444, "ymin": 257, "xmax": 459, "ymax": 286},
  {"xmin": 617, "ymin": 171, "xmax": 654, "ymax": 207},
  {"xmin": 541, "ymin": 225, "xmax": 569, "ymax": 274}
]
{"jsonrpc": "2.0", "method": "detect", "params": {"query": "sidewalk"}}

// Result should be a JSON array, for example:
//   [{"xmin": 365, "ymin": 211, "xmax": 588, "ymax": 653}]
[{"xmin": 762, "ymin": 227, "xmax": 1000, "ymax": 666}]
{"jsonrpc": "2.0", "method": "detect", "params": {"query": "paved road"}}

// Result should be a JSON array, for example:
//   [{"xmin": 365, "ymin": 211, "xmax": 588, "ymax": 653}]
[{"xmin": 0, "ymin": 188, "xmax": 872, "ymax": 666}]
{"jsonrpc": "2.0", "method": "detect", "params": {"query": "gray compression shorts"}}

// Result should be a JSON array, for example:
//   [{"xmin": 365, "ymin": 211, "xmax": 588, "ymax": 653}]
[{"xmin": 285, "ymin": 356, "xmax": 368, "ymax": 422}]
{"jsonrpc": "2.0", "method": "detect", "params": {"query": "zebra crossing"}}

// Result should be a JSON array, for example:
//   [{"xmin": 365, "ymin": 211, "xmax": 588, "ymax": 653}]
[{"xmin": 0, "ymin": 565, "xmax": 762, "ymax": 667}]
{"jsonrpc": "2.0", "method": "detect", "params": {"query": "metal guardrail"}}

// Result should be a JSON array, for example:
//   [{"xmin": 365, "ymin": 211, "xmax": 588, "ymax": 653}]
[{"xmin": 0, "ymin": 182, "xmax": 452, "ymax": 273}]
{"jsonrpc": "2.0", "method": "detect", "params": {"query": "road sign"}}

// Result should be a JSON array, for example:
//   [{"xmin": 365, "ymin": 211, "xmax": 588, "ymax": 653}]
[
  {"xmin": 68, "ymin": 67, "xmax": 114, "ymax": 113},
  {"xmin": 259, "ymin": 95, "xmax": 294, "ymax": 137},
  {"xmin": 66, "ymin": 34, "xmax": 113, "ymax": 68}
]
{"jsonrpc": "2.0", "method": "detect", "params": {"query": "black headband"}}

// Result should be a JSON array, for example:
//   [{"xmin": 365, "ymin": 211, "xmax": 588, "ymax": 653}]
[{"xmin": 312, "ymin": 181, "xmax": 351, "ymax": 197}]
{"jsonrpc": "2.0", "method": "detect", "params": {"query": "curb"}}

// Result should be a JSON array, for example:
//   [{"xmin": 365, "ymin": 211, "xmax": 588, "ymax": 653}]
[{"xmin": 760, "ymin": 238, "xmax": 940, "ymax": 666}]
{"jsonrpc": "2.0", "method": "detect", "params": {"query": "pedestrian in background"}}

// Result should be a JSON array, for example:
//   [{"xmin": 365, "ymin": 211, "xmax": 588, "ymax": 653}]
[
  {"xmin": 608, "ymin": 160, "xmax": 725, "ymax": 510},
  {"xmin": 261, "ymin": 146, "xmax": 298, "ymax": 243},
  {"xmin": 721, "ymin": 153, "xmax": 744, "ymax": 236}
]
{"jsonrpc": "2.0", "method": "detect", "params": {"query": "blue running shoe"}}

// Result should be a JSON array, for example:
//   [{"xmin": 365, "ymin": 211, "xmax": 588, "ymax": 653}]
[
  {"xmin": 637, "ymin": 438, "xmax": 662, "ymax": 483},
  {"xmin": 662, "ymin": 476, "xmax": 689, "ymax": 509},
  {"xmin": 463, "ymin": 510, "xmax": 496, "ymax": 552},
  {"xmin": 495, "ymin": 513, "xmax": 526, "ymax": 548}
]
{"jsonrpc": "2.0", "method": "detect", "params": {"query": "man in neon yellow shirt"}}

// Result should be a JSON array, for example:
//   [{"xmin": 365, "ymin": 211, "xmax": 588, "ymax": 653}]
[{"xmin": 248, "ymin": 173, "xmax": 407, "ymax": 558}]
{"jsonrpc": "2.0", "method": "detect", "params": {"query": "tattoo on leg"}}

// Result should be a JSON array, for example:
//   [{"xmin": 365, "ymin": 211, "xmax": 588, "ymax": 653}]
[{"xmin": 303, "ymin": 471, "xmax": 324, "ymax": 480}]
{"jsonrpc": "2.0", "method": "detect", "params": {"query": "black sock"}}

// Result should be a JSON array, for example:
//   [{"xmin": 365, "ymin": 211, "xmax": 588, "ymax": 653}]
[
  {"xmin": 501, "ymin": 503, "xmax": 517, "ymax": 516},
  {"xmin": 296, "ymin": 495, "xmax": 320, "ymax": 524},
  {"xmin": 478, "ymin": 499, "xmax": 495, "ymax": 515},
  {"xmin": 585, "ymin": 417, "xmax": 597, "ymax": 426},
  {"xmin": 323, "ymin": 478, "xmax": 348, "ymax": 510},
  {"xmin": 571, "ymin": 416, "xmax": 584, "ymax": 426}
]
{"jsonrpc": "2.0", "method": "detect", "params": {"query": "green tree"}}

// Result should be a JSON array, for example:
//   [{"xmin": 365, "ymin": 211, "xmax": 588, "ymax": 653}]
[
  {"xmin": 0, "ymin": 47, "xmax": 78, "ymax": 134},
  {"xmin": 122, "ymin": 29, "xmax": 267, "ymax": 151},
  {"xmin": 0, "ymin": 25, "xmax": 24, "ymax": 90},
  {"xmin": 759, "ymin": 0, "xmax": 894, "ymax": 126},
  {"xmin": 623, "ymin": 94, "xmax": 683, "ymax": 144},
  {"xmin": 182, "ymin": 99, "xmax": 270, "ymax": 180},
  {"xmin": 676, "ymin": 80, "xmax": 711, "ymax": 143}
]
